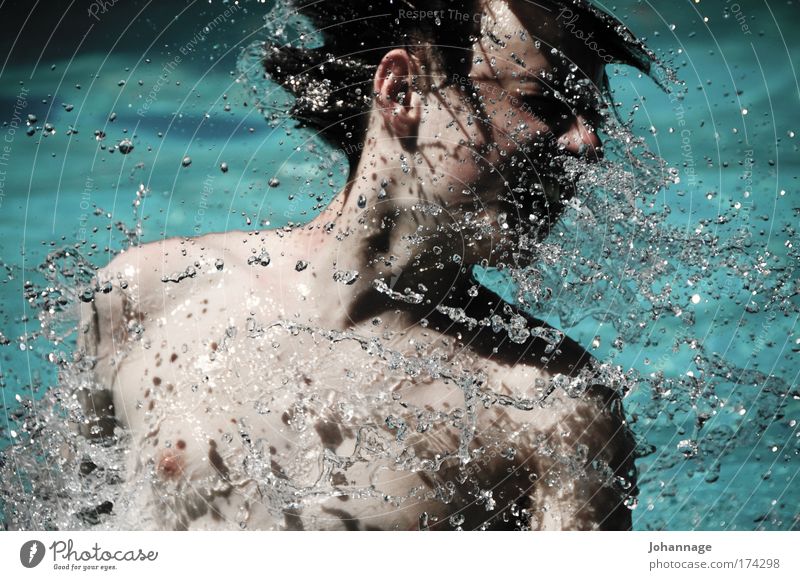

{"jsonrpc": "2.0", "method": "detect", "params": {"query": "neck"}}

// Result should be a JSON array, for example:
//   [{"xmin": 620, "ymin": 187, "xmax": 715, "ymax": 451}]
[
  {"xmin": 279, "ymin": 157, "xmax": 592, "ymax": 379},
  {"xmin": 288, "ymin": 162, "xmax": 473, "ymax": 329}
]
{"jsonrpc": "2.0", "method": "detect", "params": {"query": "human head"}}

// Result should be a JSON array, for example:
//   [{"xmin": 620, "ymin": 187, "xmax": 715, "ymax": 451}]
[{"xmin": 254, "ymin": 0, "xmax": 664, "ymax": 266}]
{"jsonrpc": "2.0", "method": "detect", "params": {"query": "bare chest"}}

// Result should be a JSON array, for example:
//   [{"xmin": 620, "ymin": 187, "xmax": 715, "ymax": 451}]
[{"xmin": 108, "ymin": 297, "xmax": 564, "ymax": 530}]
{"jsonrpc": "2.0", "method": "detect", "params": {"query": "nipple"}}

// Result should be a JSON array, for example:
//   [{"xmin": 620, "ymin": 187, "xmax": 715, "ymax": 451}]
[{"xmin": 156, "ymin": 440, "xmax": 187, "ymax": 480}]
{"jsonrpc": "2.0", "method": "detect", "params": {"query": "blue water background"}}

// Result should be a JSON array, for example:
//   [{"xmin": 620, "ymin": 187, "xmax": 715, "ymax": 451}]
[{"xmin": 0, "ymin": 0, "xmax": 797, "ymax": 530}]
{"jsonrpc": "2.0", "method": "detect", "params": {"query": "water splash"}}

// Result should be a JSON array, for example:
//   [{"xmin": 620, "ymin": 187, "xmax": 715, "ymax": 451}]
[{"xmin": 1, "ymin": 3, "xmax": 798, "ymax": 533}]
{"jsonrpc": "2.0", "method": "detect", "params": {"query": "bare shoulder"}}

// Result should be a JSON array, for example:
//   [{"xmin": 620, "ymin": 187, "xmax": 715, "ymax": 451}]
[
  {"xmin": 77, "ymin": 235, "xmax": 225, "ymax": 352},
  {"xmin": 100, "ymin": 235, "xmax": 211, "ymax": 291}
]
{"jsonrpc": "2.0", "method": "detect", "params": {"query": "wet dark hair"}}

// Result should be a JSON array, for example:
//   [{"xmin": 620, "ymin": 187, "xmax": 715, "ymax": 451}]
[{"xmin": 254, "ymin": 0, "xmax": 665, "ymax": 170}]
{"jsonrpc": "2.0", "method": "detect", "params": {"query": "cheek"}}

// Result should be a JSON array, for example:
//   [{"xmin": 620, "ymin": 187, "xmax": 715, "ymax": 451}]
[
  {"xmin": 435, "ymin": 125, "xmax": 532, "ymax": 192},
  {"xmin": 478, "ymin": 102, "xmax": 551, "ymax": 167},
  {"xmin": 486, "ymin": 97, "xmax": 538, "ymax": 151},
  {"xmin": 421, "ymin": 110, "xmax": 490, "ymax": 187},
  {"xmin": 441, "ymin": 147, "xmax": 485, "ymax": 188},
  {"xmin": 419, "ymin": 100, "xmax": 549, "ymax": 190}
]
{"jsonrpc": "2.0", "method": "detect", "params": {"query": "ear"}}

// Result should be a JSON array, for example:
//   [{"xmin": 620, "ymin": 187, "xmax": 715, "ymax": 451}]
[{"xmin": 373, "ymin": 49, "xmax": 421, "ymax": 139}]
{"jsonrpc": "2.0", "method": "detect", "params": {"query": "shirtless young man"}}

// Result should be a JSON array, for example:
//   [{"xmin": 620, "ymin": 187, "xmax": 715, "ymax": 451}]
[{"xmin": 75, "ymin": 0, "xmax": 658, "ymax": 530}]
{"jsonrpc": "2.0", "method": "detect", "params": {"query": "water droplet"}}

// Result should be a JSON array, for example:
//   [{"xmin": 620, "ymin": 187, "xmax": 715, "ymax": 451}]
[
  {"xmin": 449, "ymin": 514, "xmax": 465, "ymax": 528},
  {"xmin": 333, "ymin": 270, "xmax": 359, "ymax": 285},
  {"xmin": 118, "ymin": 139, "xmax": 134, "ymax": 154},
  {"xmin": 247, "ymin": 250, "xmax": 271, "ymax": 267}
]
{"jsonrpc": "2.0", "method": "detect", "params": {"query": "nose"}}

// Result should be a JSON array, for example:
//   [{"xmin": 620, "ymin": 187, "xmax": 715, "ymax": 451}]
[{"xmin": 557, "ymin": 115, "xmax": 603, "ymax": 161}]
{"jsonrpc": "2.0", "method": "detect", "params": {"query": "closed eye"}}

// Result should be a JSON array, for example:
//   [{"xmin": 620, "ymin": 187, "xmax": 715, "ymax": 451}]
[{"xmin": 520, "ymin": 94, "xmax": 574, "ymax": 127}]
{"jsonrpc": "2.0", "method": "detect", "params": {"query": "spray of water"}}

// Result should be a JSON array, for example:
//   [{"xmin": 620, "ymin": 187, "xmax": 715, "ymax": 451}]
[{"xmin": 1, "ymin": 2, "xmax": 797, "ymax": 532}]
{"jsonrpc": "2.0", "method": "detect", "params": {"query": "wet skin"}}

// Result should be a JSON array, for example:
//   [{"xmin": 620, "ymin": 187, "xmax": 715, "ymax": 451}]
[{"xmin": 75, "ymin": 0, "xmax": 636, "ymax": 530}]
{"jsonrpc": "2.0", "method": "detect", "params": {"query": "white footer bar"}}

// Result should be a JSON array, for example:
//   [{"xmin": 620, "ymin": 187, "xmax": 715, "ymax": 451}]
[{"xmin": 1, "ymin": 531, "xmax": 797, "ymax": 579}]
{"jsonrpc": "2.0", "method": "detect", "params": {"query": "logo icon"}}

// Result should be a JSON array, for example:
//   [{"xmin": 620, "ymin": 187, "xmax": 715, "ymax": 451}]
[{"xmin": 20, "ymin": 540, "xmax": 46, "ymax": 568}]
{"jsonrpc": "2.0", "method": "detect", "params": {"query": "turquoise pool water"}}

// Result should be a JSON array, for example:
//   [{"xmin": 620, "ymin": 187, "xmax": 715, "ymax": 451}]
[{"xmin": 0, "ymin": 0, "xmax": 797, "ymax": 530}]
